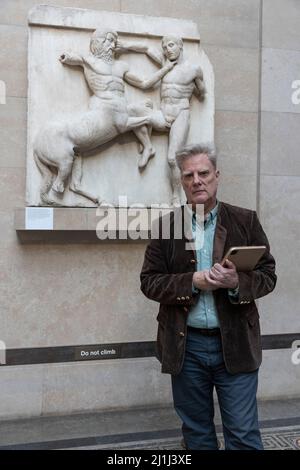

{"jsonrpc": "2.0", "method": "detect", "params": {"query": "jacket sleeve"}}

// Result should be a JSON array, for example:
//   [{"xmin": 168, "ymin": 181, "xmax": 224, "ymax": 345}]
[
  {"xmin": 140, "ymin": 237, "xmax": 195, "ymax": 306},
  {"xmin": 230, "ymin": 211, "xmax": 277, "ymax": 305}
]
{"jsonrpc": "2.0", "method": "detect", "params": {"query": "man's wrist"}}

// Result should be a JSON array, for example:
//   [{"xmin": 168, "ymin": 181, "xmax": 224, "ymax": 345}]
[
  {"xmin": 193, "ymin": 271, "xmax": 209, "ymax": 291},
  {"xmin": 192, "ymin": 271, "xmax": 202, "ymax": 289}
]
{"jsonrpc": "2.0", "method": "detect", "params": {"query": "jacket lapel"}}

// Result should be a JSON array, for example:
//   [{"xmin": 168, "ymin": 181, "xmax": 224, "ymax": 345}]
[
  {"xmin": 213, "ymin": 203, "xmax": 227, "ymax": 264},
  {"xmin": 175, "ymin": 204, "xmax": 227, "ymax": 263},
  {"xmin": 182, "ymin": 205, "xmax": 198, "ymax": 261}
]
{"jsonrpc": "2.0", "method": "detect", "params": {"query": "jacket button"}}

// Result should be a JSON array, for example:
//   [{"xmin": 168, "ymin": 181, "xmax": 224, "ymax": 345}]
[
  {"xmin": 183, "ymin": 307, "xmax": 188, "ymax": 312},
  {"xmin": 179, "ymin": 332, "xmax": 185, "ymax": 337},
  {"xmin": 181, "ymin": 296, "xmax": 185, "ymax": 300},
  {"xmin": 186, "ymin": 296, "xmax": 190, "ymax": 300},
  {"xmin": 190, "ymin": 259, "xmax": 196, "ymax": 264}
]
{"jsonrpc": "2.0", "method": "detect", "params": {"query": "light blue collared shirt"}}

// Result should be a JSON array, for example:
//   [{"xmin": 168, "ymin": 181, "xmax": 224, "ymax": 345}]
[
  {"xmin": 187, "ymin": 203, "xmax": 239, "ymax": 327},
  {"xmin": 187, "ymin": 203, "xmax": 220, "ymax": 329}
]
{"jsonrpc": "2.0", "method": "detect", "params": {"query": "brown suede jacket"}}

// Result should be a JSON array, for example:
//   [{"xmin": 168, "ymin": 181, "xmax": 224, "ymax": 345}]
[{"xmin": 140, "ymin": 202, "xmax": 277, "ymax": 375}]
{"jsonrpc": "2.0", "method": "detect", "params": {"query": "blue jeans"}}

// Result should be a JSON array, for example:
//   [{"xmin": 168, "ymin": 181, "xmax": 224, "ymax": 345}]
[{"xmin": 171, "ymin": 329, "xmax": 263, "ymax": 450}]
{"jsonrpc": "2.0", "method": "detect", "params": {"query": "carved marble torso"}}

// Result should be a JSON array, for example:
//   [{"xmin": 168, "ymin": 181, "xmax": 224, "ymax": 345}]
[
  {"xmin": 83, "ymin": 55, "xmax": 128, "ymax": 101},
  {"xmin": 161, "ymin": 61, "xmax": 200, "ymax": 94}
]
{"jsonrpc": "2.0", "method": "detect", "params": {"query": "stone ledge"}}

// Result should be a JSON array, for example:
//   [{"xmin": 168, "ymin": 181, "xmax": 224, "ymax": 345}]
[
  {"xmin": 28, "ymin": 5, "xmax": 200, "ymax": 41},
  {"xmin": 14, "ymin": 207, "xmax": 173, "ymax": 243}
]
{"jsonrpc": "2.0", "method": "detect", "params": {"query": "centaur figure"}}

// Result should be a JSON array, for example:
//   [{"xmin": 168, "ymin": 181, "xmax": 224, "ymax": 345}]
[{"xmin": 33, "ymin": 29, "xmax": 175, "ymax": 205}]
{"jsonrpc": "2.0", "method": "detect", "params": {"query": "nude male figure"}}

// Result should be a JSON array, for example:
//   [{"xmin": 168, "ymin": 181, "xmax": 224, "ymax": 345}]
[
  {"xmin": 34, "ymin": 29, "xmax": 175, "ymax": 205},
  {"xmin": 117, "ymin": 35, "xmax": 206, "ymax": 205}
]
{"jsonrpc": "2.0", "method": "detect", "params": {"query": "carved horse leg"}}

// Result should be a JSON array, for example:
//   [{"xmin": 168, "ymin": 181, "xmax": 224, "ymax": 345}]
[
  {"xmin": 69, "ymin": 155, "xmax": 100, "ymax": 205},
  {"xmin": 33, "ymin": 150, "xmax": 56, "ymax": 206},
  {"xmin": 127, "ymin": 101, "xmax": 155, "ymax": 169},
  {"xmin": 134, "ymin": 126, "xmax": 155, "ymax": 170},
  {"xmin": 52, "ymin": 155, "xmax": 74, "ymax": 194}
]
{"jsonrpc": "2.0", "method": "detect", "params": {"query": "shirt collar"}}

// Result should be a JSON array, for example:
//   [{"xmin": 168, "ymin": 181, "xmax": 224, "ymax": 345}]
[
  {"xmin": 189, "ymin": 201, "xmax": 219, "ymax": 228},
  {"xmin": 206, "ymin": 201, "xmax": 219, "ymax": 224}
]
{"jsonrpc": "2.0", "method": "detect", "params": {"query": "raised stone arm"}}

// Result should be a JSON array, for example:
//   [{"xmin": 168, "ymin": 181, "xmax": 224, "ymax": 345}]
[
  {"xmin": 116, "ymin": 39, "xmax": 163, "ymax": 65},
  {"xmin": 124, "ymin": 60, "xmax": 176, "ymax": 90},
  {"xmin": 194, "ymin": 66, "xmax": 206, "ymax": 101},
  {"xmin": 59, "ymin": 52, "xmax": 84, "ymax": 66}
]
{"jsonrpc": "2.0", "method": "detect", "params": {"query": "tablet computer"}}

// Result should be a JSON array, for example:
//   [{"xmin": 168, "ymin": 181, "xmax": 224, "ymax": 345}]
[{"xmin": 221, "ymin": 246, "xmax": 266, "ymax": 271}]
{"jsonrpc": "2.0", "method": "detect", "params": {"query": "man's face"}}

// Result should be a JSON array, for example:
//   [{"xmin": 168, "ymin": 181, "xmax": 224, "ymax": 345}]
[
  {"xmin": 181, "ymin": 154, "xmax": 220, "ymax": 211},
  {"xmin": 91, "ymin": 32, "xmax": 117, "ymax": 59},
  {"xmin": 162, "ymin": 39, "xmax": 181, "ymax": 61},
  {"xmin": 103, "ymin": 32, "xmax": 117, "ymax": 52}
]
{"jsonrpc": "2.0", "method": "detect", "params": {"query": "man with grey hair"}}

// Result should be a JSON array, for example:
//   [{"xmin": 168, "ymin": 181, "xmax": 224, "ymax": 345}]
[{"xmin": 140, "ymin": 143, "xmax": 276, "ymax": 450}]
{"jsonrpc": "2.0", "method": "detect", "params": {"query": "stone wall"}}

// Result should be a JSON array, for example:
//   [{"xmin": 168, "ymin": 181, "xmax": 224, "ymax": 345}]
[
  {"xmin": 0, "ymin": 0, "xmax": 299, "ymax": 419},
  {"xmin": 258, "ymin": 0, "xmax": 300, "ymax": 397}
]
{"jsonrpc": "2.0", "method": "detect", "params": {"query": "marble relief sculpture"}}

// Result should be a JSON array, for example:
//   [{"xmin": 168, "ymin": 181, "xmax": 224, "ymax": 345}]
[
  {"xmin": 33, "ymin": 29, "xmax": 176, "ymax": 205},
  {"xmin": 27, "ymin": 6, "xmax": 214, "ymax": 208}
]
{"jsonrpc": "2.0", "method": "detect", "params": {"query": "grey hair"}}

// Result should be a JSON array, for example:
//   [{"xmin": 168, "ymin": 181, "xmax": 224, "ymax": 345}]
[{"xmin": 175, "ymin": 143, "xmax": 217, "ymax": 171}]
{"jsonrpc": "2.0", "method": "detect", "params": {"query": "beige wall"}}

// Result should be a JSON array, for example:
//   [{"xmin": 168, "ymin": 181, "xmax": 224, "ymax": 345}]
[{"xmin": 0, "ymin": 0, "xmax": 299, "ymax": 419}]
